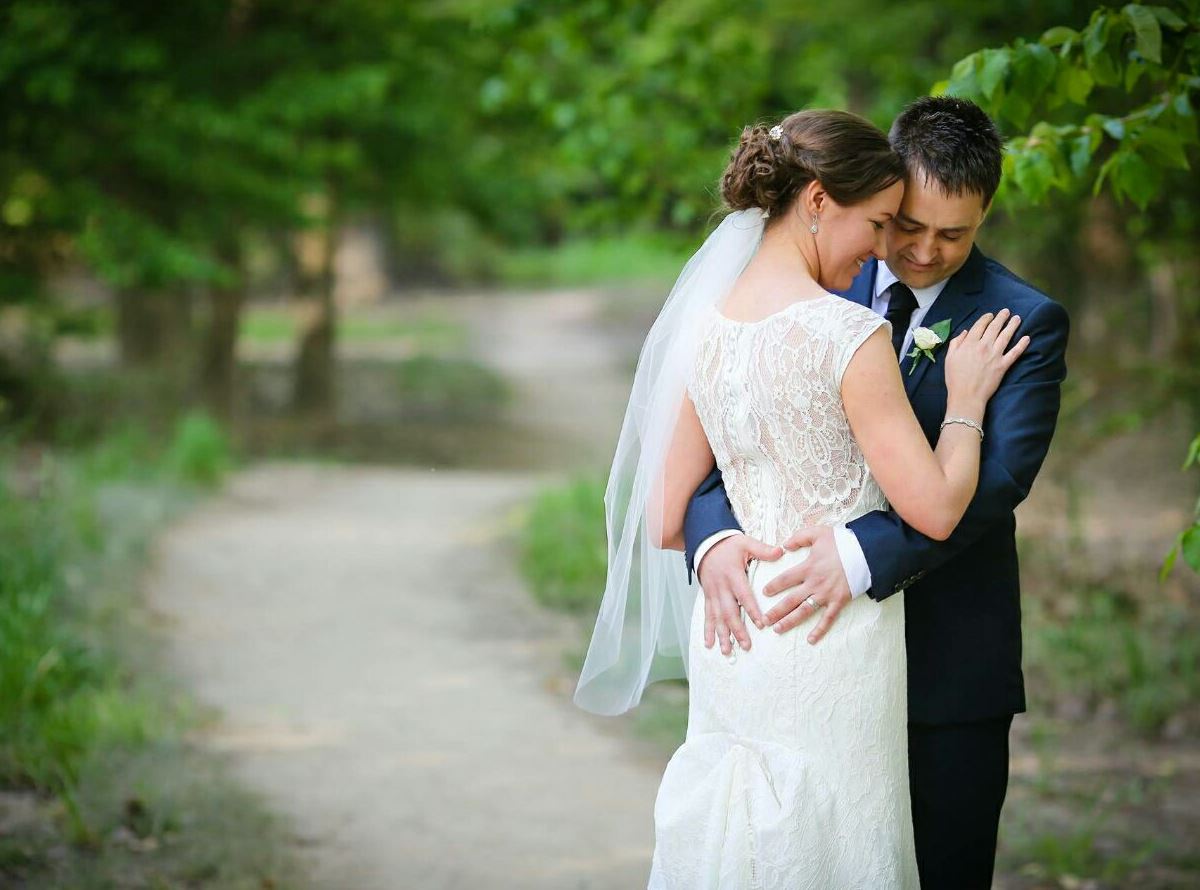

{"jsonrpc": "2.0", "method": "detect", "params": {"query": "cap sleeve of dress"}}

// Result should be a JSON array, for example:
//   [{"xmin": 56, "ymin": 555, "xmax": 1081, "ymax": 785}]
[{"xmin": 833, "ymin": 302, "xmax": 891, "ymax": 389}]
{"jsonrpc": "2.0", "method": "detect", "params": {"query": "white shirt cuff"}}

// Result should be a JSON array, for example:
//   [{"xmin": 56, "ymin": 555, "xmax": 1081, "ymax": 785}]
[
  {"xmin": 693, "ymin": 529, "xmax": 743, "ymax": 577},
  {"xmin": 833, "ymin": 526, "xmax": 873, "ymax": 599}
]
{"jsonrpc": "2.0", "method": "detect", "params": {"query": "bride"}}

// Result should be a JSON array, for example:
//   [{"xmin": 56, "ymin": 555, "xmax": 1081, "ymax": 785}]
[{"xmin": 573, "ymin": 109, "xmax": 1028, "ymax": 888}]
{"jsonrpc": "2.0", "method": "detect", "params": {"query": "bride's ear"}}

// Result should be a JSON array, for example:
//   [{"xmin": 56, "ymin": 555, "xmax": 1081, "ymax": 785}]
[{"xmin": 799, "ymin": 179, "xmax": 828, "ymax": 220}]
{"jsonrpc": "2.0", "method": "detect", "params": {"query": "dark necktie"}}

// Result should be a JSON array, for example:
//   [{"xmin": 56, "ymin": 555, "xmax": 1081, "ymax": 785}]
[{"xmin": 884, "ymin": 282, "xmax": 919, "ymax": 358}]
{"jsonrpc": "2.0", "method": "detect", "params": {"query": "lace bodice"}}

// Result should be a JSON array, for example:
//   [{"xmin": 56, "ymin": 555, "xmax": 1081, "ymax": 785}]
[{"xmin": 687, "ymin": 294, "xmax": 890, "ymax": 545}]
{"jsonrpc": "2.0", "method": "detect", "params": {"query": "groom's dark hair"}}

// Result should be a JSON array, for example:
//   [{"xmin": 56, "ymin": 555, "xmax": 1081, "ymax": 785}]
[{"xmin": 889, "ymin": 97, "xmax": 1003, "ymax": 207}]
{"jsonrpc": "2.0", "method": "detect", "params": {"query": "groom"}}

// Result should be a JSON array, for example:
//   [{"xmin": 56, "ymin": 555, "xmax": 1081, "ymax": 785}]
[{"xmin": 682, "ymin": 96, "xmax": 1070, "ymax": 889}]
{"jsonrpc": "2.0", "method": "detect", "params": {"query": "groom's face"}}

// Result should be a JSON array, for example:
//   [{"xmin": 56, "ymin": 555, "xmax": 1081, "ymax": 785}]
[{"xmin": 885, "ymin": 172, "xmax": 988, "ymax": 290}]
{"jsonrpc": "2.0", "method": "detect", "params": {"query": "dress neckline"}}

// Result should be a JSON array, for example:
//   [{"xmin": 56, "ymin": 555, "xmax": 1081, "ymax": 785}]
[{"xmin": 711, "ymin": 292, "xmax": 839, "ymax": 326}]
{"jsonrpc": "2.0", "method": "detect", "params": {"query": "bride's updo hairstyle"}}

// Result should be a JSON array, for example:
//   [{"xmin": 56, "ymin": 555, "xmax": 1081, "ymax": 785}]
[{"xmin": 721, "ymin": 109, "xmax": 904, "ymax": 221}]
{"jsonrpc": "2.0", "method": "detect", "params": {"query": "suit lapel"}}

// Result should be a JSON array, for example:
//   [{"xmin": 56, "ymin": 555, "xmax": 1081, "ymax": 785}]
[{"xmin": 903, "ymin": 246, "xmax": 988, "ymax": 397}]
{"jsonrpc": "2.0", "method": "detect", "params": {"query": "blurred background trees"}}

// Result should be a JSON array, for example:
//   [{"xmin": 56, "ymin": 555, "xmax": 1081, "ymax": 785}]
[
  {"xmin": 0, "ymin": 1, "xmax": 1138, "ymax": 408},
  {"xmin": 5, "ymin": 1, "xmax": 1194, "ymax": 458}
]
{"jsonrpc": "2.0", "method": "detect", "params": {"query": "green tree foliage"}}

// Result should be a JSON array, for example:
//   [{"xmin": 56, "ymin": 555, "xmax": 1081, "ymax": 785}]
[
  {"xmin": 0, "ymin": 1, "xmax": 478, "ymax": 299},
  {"xmin": 0, "ymin": 1, "xmax": 488, "ymax": 421},
  {"xmin": 468, "ymin": 0, "xmax": 1098, "ymax": 236},
  {"xmin": 1163, "ymin": 431, "xmax": 1200, "ymax": 575},
  {"xmin": 938, "ymin": 2, "xmax": 1198, "ymax": 209},
  {"xmin": 3, "ymin": 2, "xmax": 299, "ymax": 298},
  {"xmin": 0, "ymin": 0, "xmax": 1107, "ymax": 292},
  {"xmin": 937, "ymin": 2, "xmax": 1200, "ymax": 574}
]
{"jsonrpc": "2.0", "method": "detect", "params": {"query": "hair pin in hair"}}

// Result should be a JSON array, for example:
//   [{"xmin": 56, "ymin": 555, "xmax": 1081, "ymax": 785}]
[{"xmin": 769, "ymin": 125, "xmax": 783, "ymax": 141}]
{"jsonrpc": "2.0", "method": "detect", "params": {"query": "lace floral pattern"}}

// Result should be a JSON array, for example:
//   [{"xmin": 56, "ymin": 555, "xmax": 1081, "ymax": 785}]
[
  {"xmin": 687, "ymin": 295, "xmax": 891, "ymax": 545},
  {"xmin": 648, "ymin": 295, "xmax": 919, "ymax": 889}
]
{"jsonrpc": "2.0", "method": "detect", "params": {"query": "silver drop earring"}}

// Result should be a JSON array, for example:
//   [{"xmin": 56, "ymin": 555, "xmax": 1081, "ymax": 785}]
[{"xmin": 810, "ymin": 217, "xmax": 819, "ymax": 235}]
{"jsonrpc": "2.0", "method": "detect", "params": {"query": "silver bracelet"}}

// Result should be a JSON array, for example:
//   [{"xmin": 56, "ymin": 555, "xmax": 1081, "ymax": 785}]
[{"xmin": 940, "ymin": 416, "xmax": 984, "ymax": 440}]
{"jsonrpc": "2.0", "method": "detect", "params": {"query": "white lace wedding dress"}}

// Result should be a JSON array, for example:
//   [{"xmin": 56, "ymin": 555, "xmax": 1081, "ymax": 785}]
[{"xmin": 648, "ymin": 293, "xmax": 920, "ymax": 889}]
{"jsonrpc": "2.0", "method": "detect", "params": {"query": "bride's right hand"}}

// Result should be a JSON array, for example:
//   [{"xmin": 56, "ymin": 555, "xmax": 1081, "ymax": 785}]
[{"xmin": 944, "ymin": 308, "xmax": 1030, "ymax": 411}]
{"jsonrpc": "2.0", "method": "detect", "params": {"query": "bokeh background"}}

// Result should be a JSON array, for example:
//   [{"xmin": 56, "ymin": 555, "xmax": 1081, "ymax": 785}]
[{"xmin": 2, "ymin": 1, "xmax": 1198, "ymax": 888}]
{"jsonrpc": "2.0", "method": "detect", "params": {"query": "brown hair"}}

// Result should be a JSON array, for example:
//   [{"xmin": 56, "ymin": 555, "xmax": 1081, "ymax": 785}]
[{"xmin": 720, "ymin": 109, "xmax": 904, "ymax": 220}]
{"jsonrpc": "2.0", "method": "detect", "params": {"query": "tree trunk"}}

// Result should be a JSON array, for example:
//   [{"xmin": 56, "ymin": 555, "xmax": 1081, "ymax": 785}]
[
  {"xmin": 116, "ymin": 289, "xmax": 168, "ymax": 365},
  {"xmin": 291, "ymin": 192, "xmax": 339, "ymax": 418},
  {"xmin": 1078, "ymin": 195, "xmax": 1138, "ymax": 359},
  {"xmin": 115, "ymin": 288, "xmax": 194, "ymax": 403},
  {"xmin": 200, "ymin": 283, "xmax": 244, "ymax": 421}
]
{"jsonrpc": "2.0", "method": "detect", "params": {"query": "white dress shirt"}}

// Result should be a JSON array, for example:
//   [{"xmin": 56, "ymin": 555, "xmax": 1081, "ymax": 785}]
[{"xmin": 693, "ymin": 263, "xmax": 951, "ymax": 598}]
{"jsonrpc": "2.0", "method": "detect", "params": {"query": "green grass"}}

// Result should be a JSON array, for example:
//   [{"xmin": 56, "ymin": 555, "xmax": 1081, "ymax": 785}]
[
  {"xmin": 496, "ymin": 234, "xmax": 688, "ymax": 287},
  {"xmin": 999, "ymin": 763, "xmax": 1180, "ymax": 887},
  {"xmin": 1006, "ymin": 816, "xmax": 1160, "ymax": 884},
  {"xmin": 517, "ymin": 474, "xmax": 692, "ymax": 749},
  {"xmin": 0, "ymin": 442, "xmax": 177, "ymax": 823},
  {"xmin": 0, "ymin": 417, "xmax": 220, "ymax": 808},
  {"xmin": 239, "ymin": 306, "xmax": 466, "ymax": 348},
  {"xmin": 0, "ymin": 415, "xmax": 306, "ymax": 887},
  {"xmin": 631, "ymin": 685, "xmax": 689, "ymax": 749},
  {"xmin": 1020, "ymin": 550, "xmax": 1200, "ymax": 735},
  {"xmin": 518, "ymin": 474, "xmax": 608, "ymax": 614},
  {"xmin": 62, "ymin": 302, "xmax": 468, "ymax": 351},
  {"xmin": 395, "ymin": 354, "xmax": 510, "ymax": 421},
  {"xmin": 23, "ymin": 737, "xmax": 308, "ymax": 889},
  {"xmin": 165, "ymin": 411, "xmax": 233, "ymax": 487}
]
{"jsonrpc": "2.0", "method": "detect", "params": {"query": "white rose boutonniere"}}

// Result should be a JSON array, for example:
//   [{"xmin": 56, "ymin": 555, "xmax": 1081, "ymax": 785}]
[{"xmin": 906, "ymin": 318, "xmax": 952, "ymax": 376}]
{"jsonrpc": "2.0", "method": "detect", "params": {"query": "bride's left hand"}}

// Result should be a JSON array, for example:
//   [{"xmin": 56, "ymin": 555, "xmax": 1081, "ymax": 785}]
[{"xmin": 762, "ymin": 526, "xmax": 852, "ymax": 644}]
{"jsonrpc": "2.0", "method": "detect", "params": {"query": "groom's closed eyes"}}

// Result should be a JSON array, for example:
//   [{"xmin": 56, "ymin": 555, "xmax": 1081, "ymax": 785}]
[{"xmin": 893, "ymin": 213, "xmax": 971, "ymax": 242}]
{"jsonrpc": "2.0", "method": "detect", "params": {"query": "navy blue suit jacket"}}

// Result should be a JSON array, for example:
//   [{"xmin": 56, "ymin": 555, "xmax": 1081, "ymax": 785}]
[{"xmin": 682, "ymin": 246, "xmax": 1070, "ymax": 724}]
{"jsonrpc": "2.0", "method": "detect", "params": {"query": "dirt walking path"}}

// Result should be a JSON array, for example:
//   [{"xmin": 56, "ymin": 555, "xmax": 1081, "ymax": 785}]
[
  {"xmin": 144, "ymin": 288, "xmax": 668, "ymax": 888},
  {"xmin": 146, "ymin": 465, "xmax": 664, "ymax": 889}
]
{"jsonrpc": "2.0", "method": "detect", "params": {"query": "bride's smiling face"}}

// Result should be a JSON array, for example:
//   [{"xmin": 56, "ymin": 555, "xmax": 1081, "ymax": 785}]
[{"xmin": 802, "ymin": 179, "xmax": 905, "ymax": 292}]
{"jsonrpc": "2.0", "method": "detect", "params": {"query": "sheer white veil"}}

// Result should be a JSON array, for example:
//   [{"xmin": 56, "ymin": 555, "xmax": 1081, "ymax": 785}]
[{"xmin": 574, "ymin": 207, "xmax": 767, "ymax": 716}]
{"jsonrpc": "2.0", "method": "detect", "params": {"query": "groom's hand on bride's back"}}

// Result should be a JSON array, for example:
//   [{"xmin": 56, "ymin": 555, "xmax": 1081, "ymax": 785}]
[
  {"xmin": 762, "ymin": 526, "xmax": 852, "ymax": 645},
  {"xmin": 697, "ymin": 535, "xmax": 781, "ymax": 656}
]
